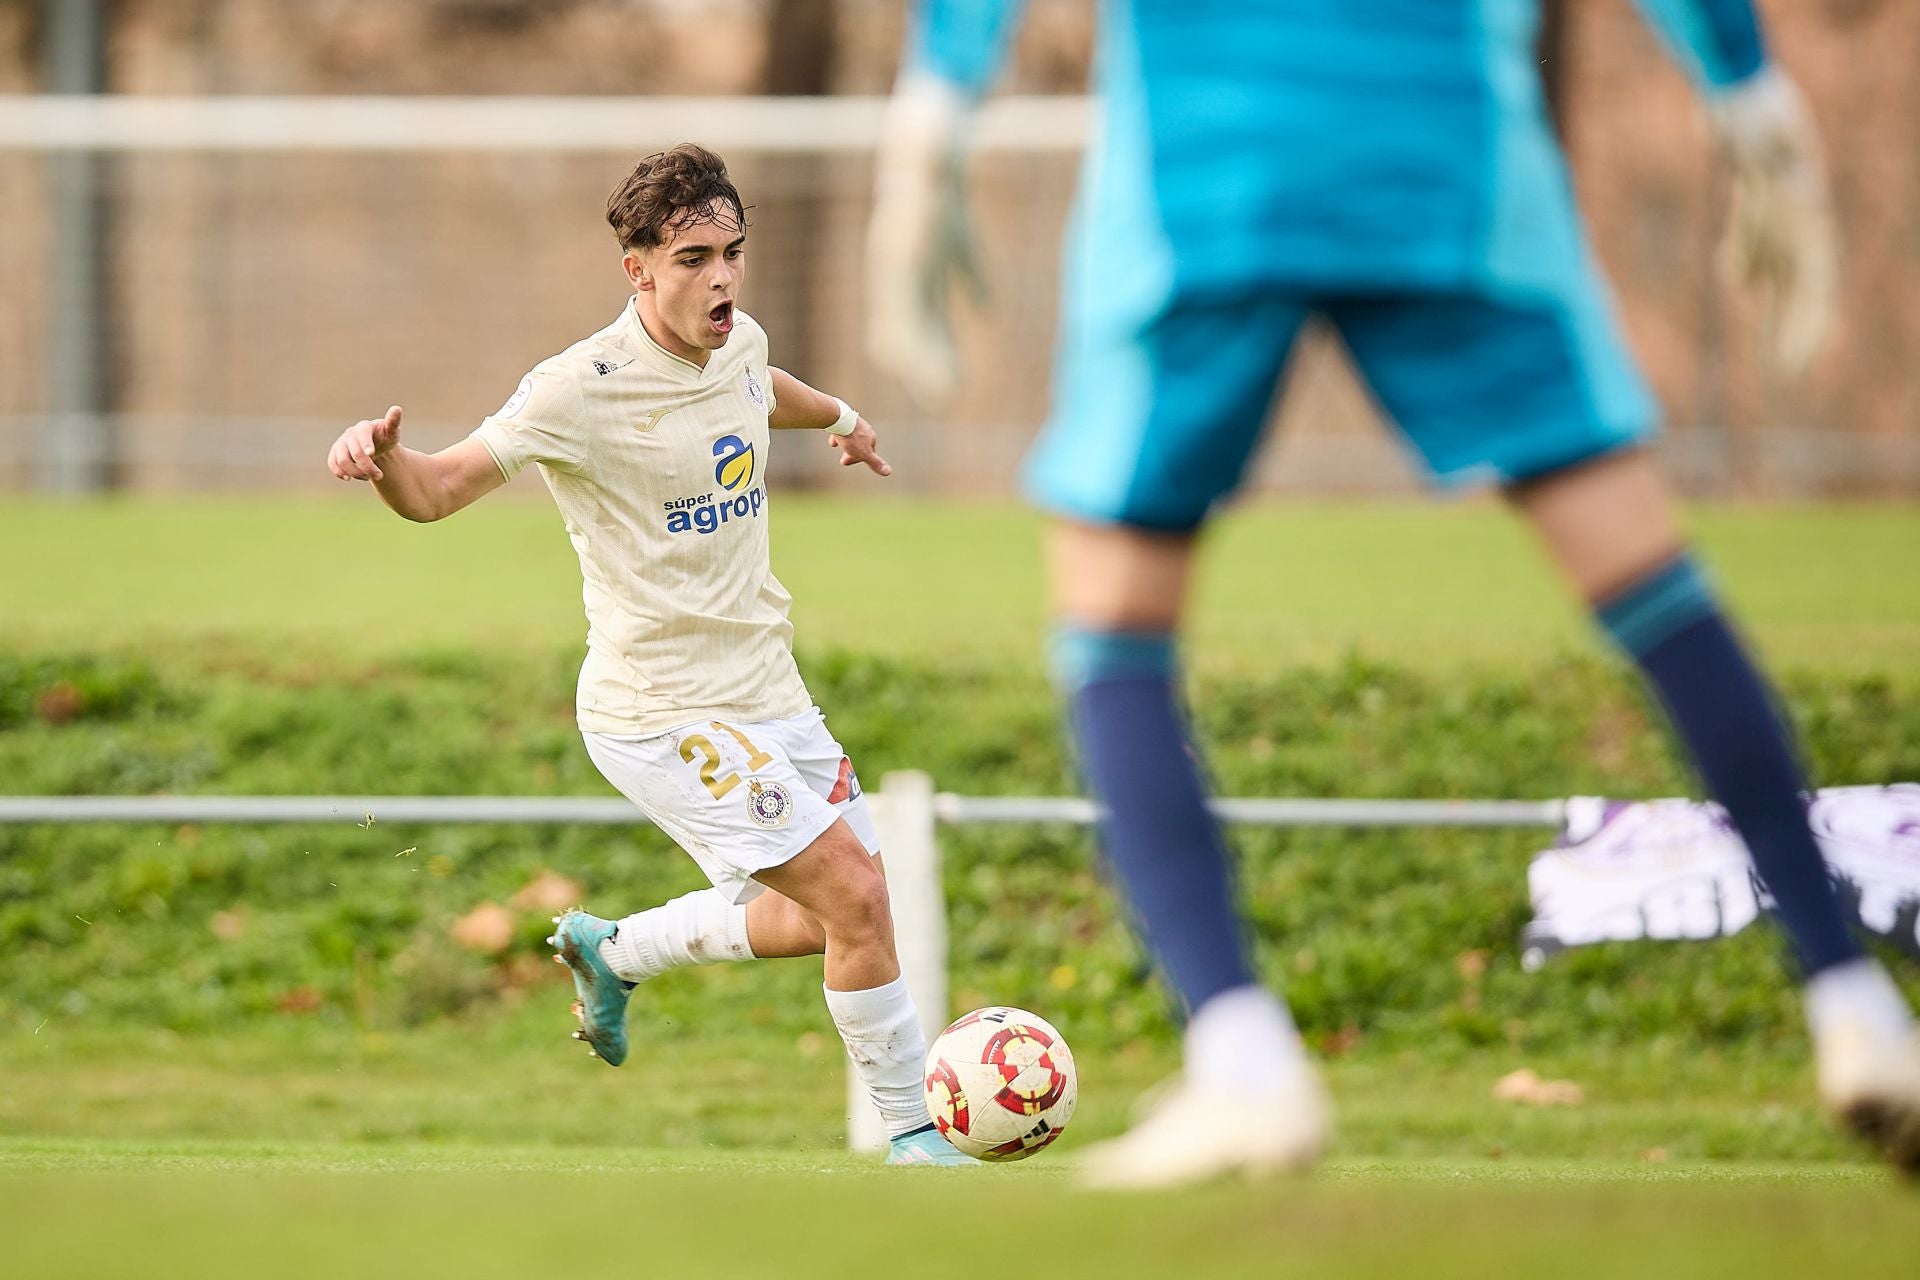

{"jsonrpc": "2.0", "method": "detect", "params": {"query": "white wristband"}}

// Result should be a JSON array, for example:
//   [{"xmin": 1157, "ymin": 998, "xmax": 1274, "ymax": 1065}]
[{"xmin": 826, "ymin": 398, "xmax": 860, "ymax": 437}]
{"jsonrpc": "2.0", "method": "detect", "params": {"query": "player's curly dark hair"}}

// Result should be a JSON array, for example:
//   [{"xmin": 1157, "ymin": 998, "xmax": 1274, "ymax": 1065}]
[{"xmin": 606, "ymin": 143, "xmax": 750, "ymax": 252}]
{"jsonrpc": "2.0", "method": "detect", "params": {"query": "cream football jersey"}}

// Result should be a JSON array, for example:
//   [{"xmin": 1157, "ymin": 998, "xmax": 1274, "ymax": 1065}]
[{"xmin": 471, "ymin": 299, "xmax": 812, "ymax": 736}]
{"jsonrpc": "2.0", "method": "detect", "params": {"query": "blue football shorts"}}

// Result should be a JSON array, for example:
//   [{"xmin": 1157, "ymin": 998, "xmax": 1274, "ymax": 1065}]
[{"xmin": 1024, "ymin": 278, "xmax": 1658, "ymax": 532}]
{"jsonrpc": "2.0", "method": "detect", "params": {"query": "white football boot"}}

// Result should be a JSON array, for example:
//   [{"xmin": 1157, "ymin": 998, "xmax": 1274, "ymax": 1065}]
[
  {"xmin": 1808, "ymin": 959, "xmax": 1920, "ymax": 1175},
  {"xmin": 1079, "ymin": 987, "xmax": 1329, "ymax": 1190},
  {"xmin": 1816, "ymin": 1019, "xmax": 1920, "ymax": 1175},
  {"xmin": 1077, "ymin": 1068, "xmax": 1330, "ymax": 1190}
]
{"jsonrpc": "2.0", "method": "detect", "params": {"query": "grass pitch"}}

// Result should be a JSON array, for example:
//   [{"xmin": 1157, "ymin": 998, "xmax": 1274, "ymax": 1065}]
[
  {"xmin": 6, "ymin": 495, "xmax": 1917, "ymax": 670},
  {"xmin": 3, "ymin": 1139, "xmax": 1914, "ymax": 1280},
  {"xmin": 5, "ymin": 494, "xmax": 1918, "ymax": 1274}
]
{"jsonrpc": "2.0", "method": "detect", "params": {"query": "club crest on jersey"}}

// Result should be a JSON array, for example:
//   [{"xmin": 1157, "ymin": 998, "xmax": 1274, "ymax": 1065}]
[
  {"xmin": 497, "ymin": 377, "xmax": 533, "ymax": 419},
  {"xmin": 745, "ymin": 778, "xmax": 792, "ymax": 829},
  {"xmin": 743, "ymin": 368, "xmax": 767, "ymax": 412},
  {"xmin": 713, "ymin": 434, "xmax": 756, "ymax": 492}
]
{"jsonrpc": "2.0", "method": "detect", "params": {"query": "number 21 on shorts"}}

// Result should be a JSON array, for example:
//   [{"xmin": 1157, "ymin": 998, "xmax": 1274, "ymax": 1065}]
[{"xmin": 678, "ymin": 721, "xmax": 773, "ymax": 800}]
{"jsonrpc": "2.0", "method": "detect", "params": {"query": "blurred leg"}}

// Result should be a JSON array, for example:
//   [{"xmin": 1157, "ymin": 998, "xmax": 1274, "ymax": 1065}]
[
  {"xmin": 1509, "ymin": 449, "xmax": 1920, "ymax": 1169},
  {"xmin": 1051, "ymin": 520, "xmax": 1326, "ymax": 1187},
  {"xmin": 1507, "ymin": 448, "xmax": 1867, "ymax": 979},
  {"xmin": 1048, "ymin": 520, "xmax": 1259, "ymax": 1014},
  {"xmin": 1050, "ymin": 520, "xmax": 1315, "ymax": 1075}
]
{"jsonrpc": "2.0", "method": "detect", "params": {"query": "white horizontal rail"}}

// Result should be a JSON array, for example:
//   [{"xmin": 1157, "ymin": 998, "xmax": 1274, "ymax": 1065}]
[
  {"xmin": 0, "ymin": 794, "xmax": 1565, "ymax": 828},
  {"xmin": 0, "ymin": 95, "xmax": 1091, "ymax": 153},
  {"xmin": 936, "ymin": 795, "xmax": 1567, "ymax": 827},
  {"xmin": 0, "ymin": 796, "xmax": 642, "ymax": 824}
]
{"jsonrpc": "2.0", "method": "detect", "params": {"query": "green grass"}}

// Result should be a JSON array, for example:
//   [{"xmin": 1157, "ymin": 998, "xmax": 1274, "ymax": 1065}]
[
  {"xmin": 2, "ymin": 1138, "xmax": 1915, "ymax": 1280},
  {"xmin": 0, "ymin": 1006, "xmax": 1871, "ymax": 1163},
  {"xmin": 5, "ymin": 1013, "xmax": 1914, "ymax": 1278},
  {"xmin": 4, "ymin": 495, "xmax": 1917, "ymax": 669},
  {"xmin": 4, "ymin": 495, "xmax": 1919, "ymax": 1269},
  {"xmin": 4, "ymin": 648, "xmax": 1914, "ymax": 1053}
]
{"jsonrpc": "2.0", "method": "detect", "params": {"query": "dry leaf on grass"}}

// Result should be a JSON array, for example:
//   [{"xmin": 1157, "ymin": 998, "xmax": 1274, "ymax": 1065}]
[
  {"xmin": 1492, "ymin": 1068, "xmax": 1586, "ymax": 1107},
  {"xmin": 509, "ymin": 871, "xmax": 585, "ymax": 914},
  {"xmin": 450, "ymin": 902, "xmax": 515, "ymax": 955}
]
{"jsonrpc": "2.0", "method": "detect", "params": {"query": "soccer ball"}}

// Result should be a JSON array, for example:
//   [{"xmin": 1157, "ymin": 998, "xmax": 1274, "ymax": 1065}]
[{"xmin": 923, "ymin": 1006, "xmax": 1077, "ymax": 1161}]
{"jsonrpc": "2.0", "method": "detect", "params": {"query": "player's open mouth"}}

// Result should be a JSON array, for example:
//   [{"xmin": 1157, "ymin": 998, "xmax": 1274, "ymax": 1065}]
[{"xmin": 708, "ymin": 301, "xmax": 735, "ymax": 335}]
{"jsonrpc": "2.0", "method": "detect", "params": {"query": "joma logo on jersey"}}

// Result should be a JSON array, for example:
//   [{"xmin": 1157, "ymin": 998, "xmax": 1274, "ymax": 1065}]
[{"xmin": 662, "ymin": 434, "xmax": 766, "ymax": 535}]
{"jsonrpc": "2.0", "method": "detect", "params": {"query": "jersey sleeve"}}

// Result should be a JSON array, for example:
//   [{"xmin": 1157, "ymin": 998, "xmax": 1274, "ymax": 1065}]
[
  {"xmin": 905, "ymin": 0, "xmax": 1028, "ymax": 99},
  {"xmin": 754, "ymin": 316, "xmax": 775, "ymax": 416},
  {"xmin": 469, "ymin": 366, "xmax": 588, "ymax": 480},
  {"xmin": 1632, "ymin": 0, "xmax": 1770, "ymax": 91}
]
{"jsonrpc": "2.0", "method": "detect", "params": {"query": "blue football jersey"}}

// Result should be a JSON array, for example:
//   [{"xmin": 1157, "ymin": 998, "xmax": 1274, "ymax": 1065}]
[{"xmin": 908, "ymin": 0, "xmax": 1769, "ymax": 289}]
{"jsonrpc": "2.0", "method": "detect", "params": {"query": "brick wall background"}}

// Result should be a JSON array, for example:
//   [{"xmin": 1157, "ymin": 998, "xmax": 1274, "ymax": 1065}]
[{"xmin": 1, "ymin": 0, "xmax": 1914, "ymax": 495}]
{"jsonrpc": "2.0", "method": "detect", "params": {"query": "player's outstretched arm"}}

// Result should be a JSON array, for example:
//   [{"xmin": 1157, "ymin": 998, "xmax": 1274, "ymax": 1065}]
[
  {"xmin": 325, "ymin": 406, "xmax": 508, "ymax": 522},
  {"xmin": 767, "ymin": 367, "xmax": 891, "ymax": 477},
  {"xmin": 864, "ymin": 2, "xmax": 1026, "ymax": 406},
  {"xmin": 1631, "ymin": 0, "xmax": 1837, "ymax": 373}
]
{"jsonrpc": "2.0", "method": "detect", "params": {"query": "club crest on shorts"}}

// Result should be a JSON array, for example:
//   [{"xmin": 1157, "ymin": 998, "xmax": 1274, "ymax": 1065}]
[{"xmin": 745, "ymin": 778, "xmax": 792, "ymax": 829}]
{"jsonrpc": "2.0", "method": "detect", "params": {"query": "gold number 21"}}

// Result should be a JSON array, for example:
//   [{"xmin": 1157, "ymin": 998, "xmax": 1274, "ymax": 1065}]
[{"xmin": 678, "ymin": 721, "xmax": 775, "ymax": 800}]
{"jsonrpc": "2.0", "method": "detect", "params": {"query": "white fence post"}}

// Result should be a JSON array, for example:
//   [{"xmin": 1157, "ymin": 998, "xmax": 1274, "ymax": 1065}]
[{"xmin": 847, "ymin": 769, "xmax": 948, "ymax": 1153}]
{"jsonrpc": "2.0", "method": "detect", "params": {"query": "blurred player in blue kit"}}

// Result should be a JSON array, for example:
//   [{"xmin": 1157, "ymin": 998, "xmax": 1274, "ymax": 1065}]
[{"xmin": 867, "ymin": 0, "xmax": 1920, "ymax": 1186}]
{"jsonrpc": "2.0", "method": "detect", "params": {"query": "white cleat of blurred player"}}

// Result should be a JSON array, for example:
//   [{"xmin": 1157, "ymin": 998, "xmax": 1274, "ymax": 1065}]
[
  {"xmin": 1808, "ymin": 960, "xmax": 1920, "ymax": 1175},
  {"xmin": 1078, "ymin": 987, "xmax": 1330, "ymax": 1190},
  {"xmin": 1078, "ymin": 1072, "xmax": 1330, "ymax": 1191}
]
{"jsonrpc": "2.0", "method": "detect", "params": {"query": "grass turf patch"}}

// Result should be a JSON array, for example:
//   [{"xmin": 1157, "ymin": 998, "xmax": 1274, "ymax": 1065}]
[
  {"xmin": 4, "ymin": 496, "xmax": 1917, "ymax": 670},
  {"xmin": 2, "ymin": 1139, "xmax": 1914, "ymax": 1280},
  {"xmin": 3, "ymin": 496, "xmax": 1918, "ymax": 1185},
  {"xmin": 3, "ymin": 647, "xmax": 1914, "ymax": 1056}
]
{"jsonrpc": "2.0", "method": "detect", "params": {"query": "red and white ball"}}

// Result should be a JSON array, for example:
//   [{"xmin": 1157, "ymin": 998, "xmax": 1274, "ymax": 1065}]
[{"xmin": 923, "ymin": 1006, "xmax": 1077, "ymax": 1161}]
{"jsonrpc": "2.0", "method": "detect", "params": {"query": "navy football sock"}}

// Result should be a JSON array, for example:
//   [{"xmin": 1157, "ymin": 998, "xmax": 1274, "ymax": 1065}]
[
  {"xmin": 1052, "ymin": 627, "xmax": 1256, "ymax": 1012},
  {"xmin": 1596, "ymin": 555, "xmax": 1861, "ymax": 976}
]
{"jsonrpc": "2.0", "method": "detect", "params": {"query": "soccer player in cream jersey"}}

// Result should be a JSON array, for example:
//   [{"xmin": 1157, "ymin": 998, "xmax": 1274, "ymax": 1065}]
[{"xmin": 325, "ymin": 144, "xmax": 968, "ymax": 1166}]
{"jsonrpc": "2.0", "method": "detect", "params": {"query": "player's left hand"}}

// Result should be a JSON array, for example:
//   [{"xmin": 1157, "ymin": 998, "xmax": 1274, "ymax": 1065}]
[
  {"xmin": 1710, "ymin": 69, "xmax": 1839, "ymax": 376},
  {"xmin": 830, "ymin": 419, "xmax": 892, "ymax": 477},
  {"xmin": 865, "ymin": 74, "xmax": 978, "ymax": 408}
]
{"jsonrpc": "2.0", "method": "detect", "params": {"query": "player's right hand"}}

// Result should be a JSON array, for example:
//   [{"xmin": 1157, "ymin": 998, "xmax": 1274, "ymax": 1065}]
[
  {"xmin": 327, "ymin": 406, "xmax": 404, "ymax": 481},
  {"xmin": 865, "ymin": 73, "xmax": 977, "ymax": 408},
  {"xmin": 1709, "ymin": 69, "xmax": 1839, "ymax": 376}
]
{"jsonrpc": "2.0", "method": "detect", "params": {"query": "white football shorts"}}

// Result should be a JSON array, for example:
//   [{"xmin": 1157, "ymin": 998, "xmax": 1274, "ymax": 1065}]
[{"xmin": 582, "ymin": 706, "xmax": 880, "ymax": 904}]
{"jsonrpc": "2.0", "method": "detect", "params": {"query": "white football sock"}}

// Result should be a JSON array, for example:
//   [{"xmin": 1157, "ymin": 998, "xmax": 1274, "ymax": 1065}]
[
  {"xmin": 1805, "ymin": 958, "xmax": 1915, "ymax": 1042},
  {"xmin": 1184, "ymin": 985, "xmax": 1311, "ymax": 1093},
  {"xmin": 823, "ymin": 976, "xmax": 934, "ymax": 1138},
  {"xmin": 598, "ymin": 889, "xmax": 753, "ymax": 984}
]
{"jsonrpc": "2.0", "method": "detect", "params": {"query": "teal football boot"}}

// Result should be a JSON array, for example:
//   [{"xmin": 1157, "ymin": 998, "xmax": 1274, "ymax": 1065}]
[
  {"xmin": 886, "ymin": 1127, "xmax": 975, "ymax": 1166},
  {"xmin": 548, "ymin": 910, "xmax": 633, "ymax": 1067}
]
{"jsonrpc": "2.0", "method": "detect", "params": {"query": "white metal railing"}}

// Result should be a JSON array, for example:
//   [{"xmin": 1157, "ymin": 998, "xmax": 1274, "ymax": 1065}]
[
  {"xmin": 0, "ymin": 775, "xmax": 1564, "ymax": 1152},
  {"xmin": 0, "ymin": 793, "xmax": 1565, "ymax": 827},
  {"xmin": 0, "ymin": 95, "xmax": 1091, "ymax": 154}
]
